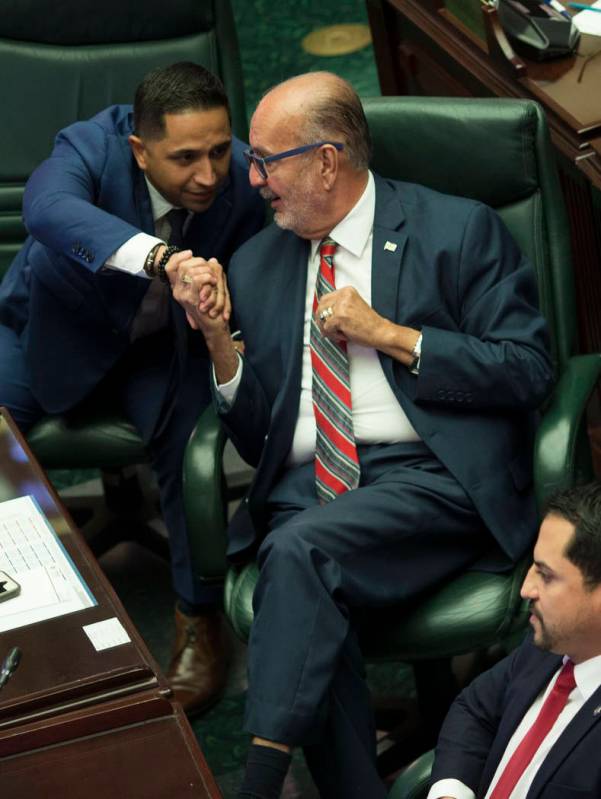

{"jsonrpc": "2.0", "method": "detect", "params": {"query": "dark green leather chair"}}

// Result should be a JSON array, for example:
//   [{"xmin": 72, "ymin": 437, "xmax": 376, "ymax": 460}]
[
  {"xmin": 388, "ymin": 750, "xmax": 435, "ymax": 799},
  {"xmin": 184, "ymin": 97, "xmax": 601, "ymax": 721},
  {"xmin": 0, "ymin": 0, "xmax": 247, "ymax": 550}
]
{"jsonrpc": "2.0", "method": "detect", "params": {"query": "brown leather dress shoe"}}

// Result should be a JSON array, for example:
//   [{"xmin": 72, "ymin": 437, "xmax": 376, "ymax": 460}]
[{"xmin": 166, "ymin": 605, "xmax": 230, "ymax": 716}]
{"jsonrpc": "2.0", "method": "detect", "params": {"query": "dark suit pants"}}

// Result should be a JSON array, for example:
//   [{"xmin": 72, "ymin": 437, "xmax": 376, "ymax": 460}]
[
  {"xmin": 0, "ymin": 322, "xmax": 216, "ymax": 606},
  {"xmin": 245, "ymin": 441, "xmax": 494, "ymax": 797}
]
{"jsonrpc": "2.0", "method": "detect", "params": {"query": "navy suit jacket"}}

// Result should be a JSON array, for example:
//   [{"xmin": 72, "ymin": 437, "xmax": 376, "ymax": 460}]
[
  {"xmin": 218, "ymin": 174, "xmax": 553, "ymax": 561},
  {"xmin": 431, "ymin": 636, "xmax": 601, "ymax": 798},
  {"xmin": 0, "ymin": 104, "xmax": 264, "ymax": 416}
]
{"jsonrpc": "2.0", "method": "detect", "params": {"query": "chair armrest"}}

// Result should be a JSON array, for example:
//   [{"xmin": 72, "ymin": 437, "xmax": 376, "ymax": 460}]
[
  {"xmin": 183, "ymin": 404, "xmax": 229, "ymax": 583},
  {"xmin": 534, "ymin": 353, "xmax": 601, "ymax": 509},
  {"xmin": 388, "ymin": 750, "xmax": 435, "ymax": 799}
]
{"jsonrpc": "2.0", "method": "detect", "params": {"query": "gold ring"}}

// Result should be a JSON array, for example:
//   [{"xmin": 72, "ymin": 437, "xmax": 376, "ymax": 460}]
[{"xmin": 181, "ymin": 273, "xmax": 193, "ymax": 285}]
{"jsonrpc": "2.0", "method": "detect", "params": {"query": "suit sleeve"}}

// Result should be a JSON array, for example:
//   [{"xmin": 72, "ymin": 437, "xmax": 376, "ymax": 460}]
[
  {"xmin": 214, "ymin": 355, "xmax": 272, "ymax": 467},
  {"xmin": 22, "ymin": 121, "xmax": 142, "ymax": 273},
  {"xmin": 415, "ymin": 203, "xmax": 554, "ymax": 410},
  {"xmin": 430, "ymin": 645, "xmax": 522, "ymax": 792}
]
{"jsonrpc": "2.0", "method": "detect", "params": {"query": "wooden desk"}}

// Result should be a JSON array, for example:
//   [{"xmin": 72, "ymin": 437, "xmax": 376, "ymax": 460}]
[
  {"xmin": 0, "ymin": 408, "xmax": 164, "ymax": 730},
  {"xmin": 0, "ymin": 408, "xmax": 221, "ymax": 797},
  {"xmin": 366, "ymin": 0, "xmax": 601, "ymax": 354},
  {"xmin": 0, "ymin": 692, "xmax": 221, "ymax": 797}
]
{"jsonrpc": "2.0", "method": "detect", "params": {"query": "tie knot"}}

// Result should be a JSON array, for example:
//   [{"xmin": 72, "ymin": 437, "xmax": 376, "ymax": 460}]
[
  {"xmin": 320, "ymin": 237, "xmax": 336, "ymax": 257},
  {"xmin": 555, "ymin": 660, "xmax": 576, "ymax": 694}
]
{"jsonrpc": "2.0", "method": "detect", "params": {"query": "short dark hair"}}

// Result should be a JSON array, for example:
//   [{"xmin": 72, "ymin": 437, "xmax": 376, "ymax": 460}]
[
  {"xmin": 545, "ymin": 481, "xmax": 601, "ymax": 589},
  {"xmin": 302, "ymin": 78, "xmax": 372, "ymax": 170},
  {"xmin": 133, "ymin": 61, "xmax": 230, "ymax": 140}
]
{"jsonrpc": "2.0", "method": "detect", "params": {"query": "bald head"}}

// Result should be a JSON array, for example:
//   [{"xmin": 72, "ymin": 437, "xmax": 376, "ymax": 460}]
[
  {"xmin": 255, "ymin": 72, "xmax": 371, "ymax": 171},
  {"xmin": 248, "ymin": 72, "xmax": 370, "ymax": 239}
]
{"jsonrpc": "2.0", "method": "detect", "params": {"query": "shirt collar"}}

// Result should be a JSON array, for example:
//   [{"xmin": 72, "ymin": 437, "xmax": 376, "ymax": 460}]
[
  {"xmin": 310, "ymin": 170, "xmax": 375, "ymax": 260},
  {"xmin": 566, "ymin": 653, "xmax": 601, "ymax": 702},
  {"xmin": 144, "ymin": 176, "xmax": 182, "ymax": 223}
]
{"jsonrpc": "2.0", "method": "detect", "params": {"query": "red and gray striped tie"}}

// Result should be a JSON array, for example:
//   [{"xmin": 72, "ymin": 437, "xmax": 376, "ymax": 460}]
[{"xmin": 310, "ymin": 237, "xmax": 360, "ymax": 503}]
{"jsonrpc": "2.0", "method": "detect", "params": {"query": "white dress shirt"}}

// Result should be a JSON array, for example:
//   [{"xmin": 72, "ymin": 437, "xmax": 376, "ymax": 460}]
[
  {"xmin": 104, "ymin": 177, "xmax": 190, "ymax": 277},
  {"xmin": 428, "ymin": 652, "xmax": 601, "ymax": 799},
  {"xmin": 218, "ymin": 170, "xmax": 420, "ymax": 466},
  {"xmin": 103, "ymin": 178, "xmax": 190, "ymax": 340}
]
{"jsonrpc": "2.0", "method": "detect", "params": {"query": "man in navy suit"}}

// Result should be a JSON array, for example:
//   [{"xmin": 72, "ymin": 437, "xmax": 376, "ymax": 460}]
[
  {"xmin": 174, "ymin": 72, "xmax": 553, "ymax": 797},
  {"xmin": 0, "ymin": 61, "xmax": 264, "ymax": 714},
  {"xmin": 429, "ymin": 481, "xmax": 601, "ymax": 799}
]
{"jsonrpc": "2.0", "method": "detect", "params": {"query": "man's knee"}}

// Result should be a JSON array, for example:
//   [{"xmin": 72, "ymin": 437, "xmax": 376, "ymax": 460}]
[
  {"xmin": 257, "ymin": 522, "xmax": 342, "ymax": 595},
  {"xmin": 258, "ymin": 521, "xmax": 313, "ymax": 568}
]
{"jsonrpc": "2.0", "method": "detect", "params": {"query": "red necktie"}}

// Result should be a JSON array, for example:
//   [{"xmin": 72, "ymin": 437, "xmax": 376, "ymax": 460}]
[
  {"xmin": 488, "ymin": 660, "xmax": 576, "ymax": 799},
  {"xmin": 309, "ymin": 238, "xmax": 360, "ymax": 503}
]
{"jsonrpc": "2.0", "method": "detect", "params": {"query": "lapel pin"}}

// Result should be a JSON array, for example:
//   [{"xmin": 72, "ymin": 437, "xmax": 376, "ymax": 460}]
[
  {"xmin": 384, "ymin": 241, "xmax": 397, "ymax": 252},
  {"xmin": 594, "ymin": 706, "xmax": 601, "ymax": 716}
]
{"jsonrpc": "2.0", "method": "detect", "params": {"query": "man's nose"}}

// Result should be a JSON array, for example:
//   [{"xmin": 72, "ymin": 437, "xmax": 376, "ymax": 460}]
[
  {"xmin": 248, "ymin": 160, "xmax": 267, "ymax": 188},
  {"xmin": 520, "ymin": 564, "xmax": 537, "ymax": 600},
  {"xmin": 193, "ymin": 159, "xmax": 217, "ymax": 187}
]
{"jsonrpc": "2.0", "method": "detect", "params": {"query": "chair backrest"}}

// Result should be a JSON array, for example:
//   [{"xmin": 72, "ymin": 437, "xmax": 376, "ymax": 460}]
[
  {"xmin": 363, "ymin": 96, "xmax": 576, "ymax": 375},
  {"xmin": 0, "ymin": 0, "xmax": 247, "ymax": 276}
]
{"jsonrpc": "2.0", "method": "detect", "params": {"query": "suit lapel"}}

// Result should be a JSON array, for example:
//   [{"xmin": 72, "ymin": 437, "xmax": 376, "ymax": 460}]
[
  {"xmin": 272, "ymin": 235, "xmax": 310, "ymax": 431},
  {"xmin": 371, "ymin": 175, "xmax": 408, "ymax": 385},
  {"xmin": 526, "ymin": 684, "xmax": 601, "ymax": 799},
  {"xmin": 479, "ymin": 655, "xmax": 563, "ymax": 796},
  {"xmin": 132, "ymin": 162, "xmax": 155, "ymax": 236}
]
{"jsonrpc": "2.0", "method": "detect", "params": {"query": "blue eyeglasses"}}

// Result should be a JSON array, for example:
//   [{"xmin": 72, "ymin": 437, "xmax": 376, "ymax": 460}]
[{"xmin": 243, "ymin": 141, "xmax": 344, "ymax": 179}]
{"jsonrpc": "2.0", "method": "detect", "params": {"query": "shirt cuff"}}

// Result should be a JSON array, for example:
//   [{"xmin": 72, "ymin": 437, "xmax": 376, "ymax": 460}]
[
  {"xmin": 213, "ymin": 353, "xmax": 243, "ymax": 408},
  {"xmin": 426, "ymin": 778, "xmax": 476, "ymax": 799},
  {"xmin": 104, "ymin": 232, "xmax": 164, "ymax": 277}
]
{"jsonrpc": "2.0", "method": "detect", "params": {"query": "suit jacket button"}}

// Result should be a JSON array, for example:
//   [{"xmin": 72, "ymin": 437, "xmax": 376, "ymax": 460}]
[{"xmin": 436, "ymin": 389, "xmax": 445, "ymax": 400}]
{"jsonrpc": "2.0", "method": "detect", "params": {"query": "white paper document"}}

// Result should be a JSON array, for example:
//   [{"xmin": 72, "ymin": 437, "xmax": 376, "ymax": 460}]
[
  {"xmin": 0, "ymin": 495, "xmax": 96, "ymax": 632},
  {"xmin": 572, "ymin": 1, "xmax": 601, "ymax": 35},
  {"xmin": 83, "ymin": 617, "xmax": 131, "ymax": 651}
]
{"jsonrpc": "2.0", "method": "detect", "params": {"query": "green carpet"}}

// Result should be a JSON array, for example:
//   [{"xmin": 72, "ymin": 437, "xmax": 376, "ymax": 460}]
[{"xmin": 231, "ymin": 0, "xmax": 380, "ymax": 120}]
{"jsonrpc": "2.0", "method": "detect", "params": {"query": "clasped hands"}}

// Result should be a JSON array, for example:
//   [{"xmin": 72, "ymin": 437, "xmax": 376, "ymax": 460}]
[{"xmin": 167, "ymin": 250, "xmax": 230, "ymax": 333}]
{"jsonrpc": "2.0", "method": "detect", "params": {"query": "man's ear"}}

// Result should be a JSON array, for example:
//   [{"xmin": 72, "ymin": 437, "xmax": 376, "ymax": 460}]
[
  {"xmin": 128, "ymin": 134, "xmax": 147, "ymax": 171},
  {"xmin": 318, "ymin": 144, "xmax": 339, "ymax": 191}
]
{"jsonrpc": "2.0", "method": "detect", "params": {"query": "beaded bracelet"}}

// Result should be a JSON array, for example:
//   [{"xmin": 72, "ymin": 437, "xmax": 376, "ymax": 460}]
[{"xmin": 156, "ymin": 245, "xmax": 181, "ymax": 284}]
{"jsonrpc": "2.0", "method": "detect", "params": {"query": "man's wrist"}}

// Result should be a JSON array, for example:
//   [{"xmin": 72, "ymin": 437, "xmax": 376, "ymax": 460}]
[
  {"xmin": 143, "ymin": 242, "xmax": 164, "ymax": 278},
  {"xmin": 155, "ymin": 245, "xmax": 179, "ymax": 284},
  {"xmin": 206, "ymin": 330, "xmax": 239, "ymax": 384}
]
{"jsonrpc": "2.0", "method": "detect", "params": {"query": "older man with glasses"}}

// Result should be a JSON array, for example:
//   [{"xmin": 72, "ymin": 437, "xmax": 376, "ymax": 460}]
[{"xmin": 173, "ymin": 71, "xmax": 553, "ymax": 798}]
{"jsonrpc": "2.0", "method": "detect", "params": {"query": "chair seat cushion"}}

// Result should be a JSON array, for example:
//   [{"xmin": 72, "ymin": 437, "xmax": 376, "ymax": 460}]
[
  {"xmin": 224, "ymin": 559, "xmax": 530, "ymax": 661},
  {"xmin": 28, "ymin": 409, "xmax": 147, "ymax": 469}
]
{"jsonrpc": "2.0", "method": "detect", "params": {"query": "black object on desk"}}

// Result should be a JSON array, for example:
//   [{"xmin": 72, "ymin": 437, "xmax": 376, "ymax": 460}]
[{"xmin": 498, "ymin": 0, "xmax": 580, "ymax": 59}]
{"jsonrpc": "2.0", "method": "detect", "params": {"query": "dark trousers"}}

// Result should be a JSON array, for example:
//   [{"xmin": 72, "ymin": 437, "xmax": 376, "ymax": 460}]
[
  {"xmin": 0, "ymin": 321, "xmax": 217, "ymax": 606},
  {"xmin": 245, "ymin": 441, "xmax": 494, "ymax": 797}
]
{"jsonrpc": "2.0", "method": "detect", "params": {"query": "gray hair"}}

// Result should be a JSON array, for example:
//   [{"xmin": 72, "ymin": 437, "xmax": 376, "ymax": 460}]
[{"xmin": 301, "ymin": 80, "xmax": 371, "ymax": 170}]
